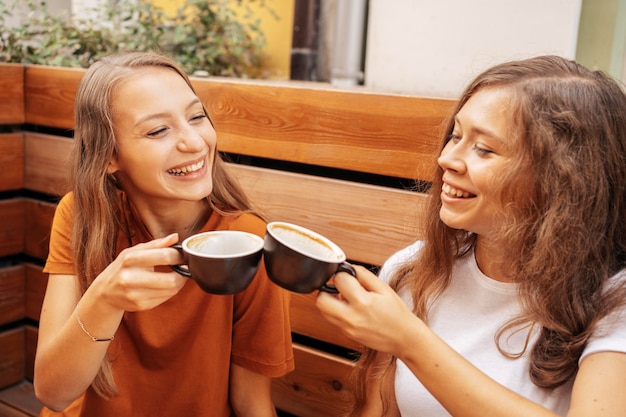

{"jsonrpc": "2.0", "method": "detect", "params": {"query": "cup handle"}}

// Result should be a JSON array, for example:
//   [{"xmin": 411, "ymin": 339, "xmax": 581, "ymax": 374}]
[
  {"xmin": 320, "ymin": 262, "xmax": 357, "ymax": 293},
  {"xmin": 170, "ymin": 244, "xmax": 192, "ymax": 277}
]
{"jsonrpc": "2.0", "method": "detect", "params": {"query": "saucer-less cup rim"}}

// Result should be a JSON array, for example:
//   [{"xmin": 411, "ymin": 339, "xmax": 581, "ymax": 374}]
[
  {"xmin": 182, "ymin": 230, "xmax": 264, "ymax": 258},
  {"xmin": 170, "ymin": 230, "xmax": 264, "ymax": 294},
  {"xmin": 266, "ymin": 221, "xmax": 346, "ymax": 263}
]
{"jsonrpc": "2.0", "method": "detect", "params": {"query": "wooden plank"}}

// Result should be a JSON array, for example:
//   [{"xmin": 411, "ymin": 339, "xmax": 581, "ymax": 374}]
[
  {"xmin": 23, "ymin": 199, "xmax": 56, "ymax": 261},
  {"xmin": 0, "ymin": 328, "xmax": 25, "ymax": 389},
  {"xmin": 23, "ymin": 133, "xmax": 71, "ymax": 197},
  {"xmin": 25, "ymin": 264, "xmax": 46, "ymax": 322},
  {"xmin": 0, "ymin": 381, "xmax": 42, "ymax": 417},
  {"xmin": 229, "ymin": 163, "xmax": 427, "ymax": 266},
  {"xmin": 21, "ymin": 135, "xmax": 427, "ymax": 265},
  {"xmin": 290, "ymin": 293, "xmax": 360, "ymax": 351},
  {"xmin": 0, "ymin": 401, "xmax": 32, "ymax": 417},
  {"xmin": 23, "ymin": 65, "xmax": 453, "ymax": 180},
  {"xmin": 0, "ymin": 265, "xmax": 25, "ymax": 327},
  {"xmin": 0, "ymin": 199, "xmax": 25, "ymax": 257},
  {"xmin": 24, "ymin": 327, "xmax": 38, "ymax": 382},
  {"xmin": 0, "ymin": 63, "xmax": 25, "ymax": 125},
  {"xmin": 0, "ymin": 134, "xmax": 24, "ymax": 191},
  {"xmin": 24, "ymin": 65, "xmax": 82, "ymax": 129},
  {"xmin": 195, "ymin": 78, "xmax": 454, "ymax": 180},
  {"xmin": 273, "ymin": 343, "xmax": 355, "ymax": 417}
]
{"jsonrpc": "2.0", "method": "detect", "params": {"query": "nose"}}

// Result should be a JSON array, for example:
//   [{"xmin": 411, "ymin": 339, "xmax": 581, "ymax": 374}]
[
  {"xmin": 177, "ymin": 125, "xmax": 214, "ymax": 153},
  {"xmin": 437, "ymin": 139, "xmax": 466, "ymax": 174}
]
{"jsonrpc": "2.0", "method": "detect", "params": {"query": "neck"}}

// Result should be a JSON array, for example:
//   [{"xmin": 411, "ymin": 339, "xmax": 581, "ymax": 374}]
[
  {"xmin": 132, "ymin": 198, "xmax": 211, "ymax": 242},
  {"xmin": 474, "ymin": 237, "xmax": 512, "ymax": 282}
]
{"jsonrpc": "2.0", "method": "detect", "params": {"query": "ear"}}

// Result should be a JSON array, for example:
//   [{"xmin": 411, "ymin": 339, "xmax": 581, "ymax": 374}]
[{"xmin": 106, "ymin": 158, "xmax": 120, "ymax": 175}]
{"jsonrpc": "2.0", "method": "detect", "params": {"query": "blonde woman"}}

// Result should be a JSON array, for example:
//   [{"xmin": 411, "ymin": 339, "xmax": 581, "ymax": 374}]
[{"xmin": 35, "ymin": 52, "xmax": 294, "ymax": 417}]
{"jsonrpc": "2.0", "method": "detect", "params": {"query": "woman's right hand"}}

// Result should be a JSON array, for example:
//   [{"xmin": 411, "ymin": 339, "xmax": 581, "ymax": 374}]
[
  {"xmin": 35, "ymin": 233, "xmax": 187, "ymax": 410},
  {"xmin": 91, "ymin": 233, "xmax": 187, "ymax": 312}
]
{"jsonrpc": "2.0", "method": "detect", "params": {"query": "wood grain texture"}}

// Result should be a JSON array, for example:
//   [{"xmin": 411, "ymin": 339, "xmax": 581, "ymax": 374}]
[
  {"xmin": 0, "ymin": 265, "xmax": 25, "ymax": 327},
  {"xmin": 229, "ymin": 163, "xmax": 427, "ymax": 266},
  {"xmin": 272, "ymin": 343, "xmax": 354, "ymax": 417},
  {"xmin": 0, "ymin": 381, "xmax": 42, "ymax": 417},
  {"xmin": 23, "ymin": 133, "xmax": 71, "ymax": 196},
  {"xmin": 25, "ymin": 264, "xmax": 46, "ymax": 322},
  {"xmin": 23, "ymin": 199, "xmax": 56, "ymax": 261},
  {"xmin": 0, "ymin": 134, "xmax": 24, "ymax": 191},
  {"xmin": 22, "ymin": 66, "xmax": 455, "ymax": 180},
  {"xmin": 290, "ymin": 293, "xmax": 360, "ymax": 350},
  {"xmin": 0, "ymin": 199, "xmax": 25, "ymax": 257},
  {"xmin": 24, "ymin": 65, "xmax": 81, "ymax": 129},
  {"xmin": 24, "ymin": 327, "xmax": 38, "ymax": 382},
  {"xmin": 195, "ymin": 78, "xmax": 455, "ymax": 180},
  {"xmin": 0, "ymin": 328, "xmax": 25, "ymax": 389},
  {"xmin": 0, "ymin": 63, "xmax": 24, "ymax": 125}
]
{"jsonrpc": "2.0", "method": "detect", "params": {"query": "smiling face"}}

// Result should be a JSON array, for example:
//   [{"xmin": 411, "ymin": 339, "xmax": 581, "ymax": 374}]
[
  {"xmin": 107, "ymin": 66, "xmax": 217, "ymax": 207},
  {"xmin": 437, "ymin": 87, "xmax": 519, "ymax": 239}
]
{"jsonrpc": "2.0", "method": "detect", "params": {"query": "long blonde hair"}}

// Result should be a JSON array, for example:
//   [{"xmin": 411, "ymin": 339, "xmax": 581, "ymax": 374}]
[
  {"xmin": 70, "ymin": 51, "xmax": 254, "ymax": 397},
  {"xmin": 351, "ymin": 55, "xmax": 626, "ymax": 415}
]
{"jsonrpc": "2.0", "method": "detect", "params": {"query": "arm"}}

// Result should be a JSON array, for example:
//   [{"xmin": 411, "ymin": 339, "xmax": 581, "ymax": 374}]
[
  {"xmin": 229, "ymin": 364, "xmax": 277, "ymax": 417},
  {"xmin": 567, "ymin": 352, "xmax": 626, "ymax": 417},
  {"xmin": 34, "ymin": 234, "xmax": 186, "ymax": 411},
  {"xmin": 316, "ymin": 267, "xmax": 625, "ymax": 417}
]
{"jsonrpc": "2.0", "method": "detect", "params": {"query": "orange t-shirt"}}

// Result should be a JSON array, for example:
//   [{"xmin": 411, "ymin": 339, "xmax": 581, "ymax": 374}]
[{"xmin": 40, "ymin": 192, "xmax": 294, "ymax": 417}]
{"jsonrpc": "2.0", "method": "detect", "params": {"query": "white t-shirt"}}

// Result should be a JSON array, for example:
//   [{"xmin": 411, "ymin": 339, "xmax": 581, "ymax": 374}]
[{"xmin": 379, "ymin": 241, "xmax": 626, "ymax": 416}]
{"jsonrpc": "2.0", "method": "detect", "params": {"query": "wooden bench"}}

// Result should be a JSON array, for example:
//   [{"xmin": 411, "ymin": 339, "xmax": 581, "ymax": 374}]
[{"xmin": 0, "ymin": 62, "xmax": 455, "ymax": 417}]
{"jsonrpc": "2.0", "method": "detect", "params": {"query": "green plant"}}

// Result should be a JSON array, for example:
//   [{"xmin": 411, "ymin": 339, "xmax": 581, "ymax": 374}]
[{"xmin": 0, "ymin": 0, "xmax": 276, "ymax": 77}]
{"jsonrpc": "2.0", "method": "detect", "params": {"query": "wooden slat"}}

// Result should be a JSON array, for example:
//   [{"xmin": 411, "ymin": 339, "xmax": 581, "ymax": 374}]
[
  {"xmin": 229, "ymin": 163, "xmax": 427, "ymax": 266},
  {"xmin": 23, "ymin": 65, "xmax": 454, "ymax": 180},
  {"xmin": 0, "ymin": 381, "xmax": 42, "ymax": 417},
  {"xmin": 24, "ymin": 65, "xmax": 81, "ymax": 129},
  {"xmin": 0, "ymin": 328, "xmax": 25, "ymax": 389},
  {"xmin": 24, "ymin": 199, "xmax": 56, "ymax": 261},
  {"xmin": 0, "ymin": 265, "xmax": 25, "ymax": 327},
  {"xmin": 0, "ymin": 199, "xmax": 25, "ymax": 257},
  {"xmin": 0, "ymin": 401, "xmax": 32, "ymax": 417},
  {"xmin": 23, "ymin": 133, "xmax": 71, "ymax": 196},
  {"xmin": 25, "ymin": 264, "xmax": 46, "ymax": 322},
  {"xmin": 290, "ymin": 293, "xmax": 360, "ymax": 351},
  {"xmin": 196, "ymin": 78, "xmax": 454, "ymax": 180},
  {"xmin": 24, "ymin": 326, "xmax": 38, "ymax": 382},
  {"xmin": 22, "ymin": 134, "xmax": 428, "ymax": 265},
  {"xmin": 272, "ymin": 343, "xmax": 354, "ymax": 417},
  {"xmin": 0, "ymin": 134, "xmax": 24, "ymax": 191},
  {"xmin": 0, "ymin": 63, "xmax": 25, "ymax": 125}
]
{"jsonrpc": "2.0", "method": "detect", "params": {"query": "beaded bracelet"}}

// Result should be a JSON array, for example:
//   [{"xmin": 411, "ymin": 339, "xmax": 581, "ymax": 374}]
[{"xmin": 75, "ymin": 310, "xmax": 115, "ymax": 342}]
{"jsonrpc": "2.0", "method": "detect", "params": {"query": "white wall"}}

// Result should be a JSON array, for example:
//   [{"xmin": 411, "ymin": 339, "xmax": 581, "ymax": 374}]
[{"xmin": 365, "ymin": 0, "xmax": 583, "ymax": 98}]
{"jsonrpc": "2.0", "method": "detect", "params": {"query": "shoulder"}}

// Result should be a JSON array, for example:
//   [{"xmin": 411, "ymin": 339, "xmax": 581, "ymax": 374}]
[
  {"xmin": 379, "ymin": 240, "xmax": 424, "ymax": 284},
  {"xmin": 51, "ymin": 192, "xmax": 75, "ymax": 225}
]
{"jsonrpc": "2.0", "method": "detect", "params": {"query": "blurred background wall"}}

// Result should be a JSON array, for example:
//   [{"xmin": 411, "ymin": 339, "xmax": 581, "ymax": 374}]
[{"xmin": 14, "ymin": 0, "xmax": 626, "ymax": 98}]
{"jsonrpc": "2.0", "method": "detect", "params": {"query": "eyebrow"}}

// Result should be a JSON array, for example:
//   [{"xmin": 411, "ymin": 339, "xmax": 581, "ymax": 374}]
[
  {"xmin": 134, "ymin": 98, "xmax": 203, "ymax": 127},
  {"xmin": 453, "ymin": 116, "xmax": 506, "ymax": 144}
]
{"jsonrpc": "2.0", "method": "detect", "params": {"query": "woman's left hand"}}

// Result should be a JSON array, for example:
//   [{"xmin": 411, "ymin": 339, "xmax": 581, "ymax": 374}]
[{"xmin": 316, "ymin": 265, "xmax": 422, "ymax": 358}]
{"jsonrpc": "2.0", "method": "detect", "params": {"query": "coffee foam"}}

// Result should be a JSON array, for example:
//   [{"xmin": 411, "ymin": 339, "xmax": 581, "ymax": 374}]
[
  {"xmin": 271, "ymin": 224, "xmax": 344, "ymax": 262},
  {"xmin": 186, "ymin": 232, "xmax": 262, "ymax": 257}
]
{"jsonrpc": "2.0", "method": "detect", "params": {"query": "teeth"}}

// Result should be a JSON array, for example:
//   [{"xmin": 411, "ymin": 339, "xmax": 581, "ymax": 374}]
[
  {"xmin": 168, "ymin": 159, "xmax": 205, "ymax": 176},
  {"xmin": 442, "ymin": 183, "xmax": 472, "ymax": 198}
]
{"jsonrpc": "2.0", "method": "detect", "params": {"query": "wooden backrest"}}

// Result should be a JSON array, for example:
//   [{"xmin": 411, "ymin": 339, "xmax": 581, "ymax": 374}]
[{"xmin": 3, "ymin": 63, "xmax": 457, "ymax": 416}]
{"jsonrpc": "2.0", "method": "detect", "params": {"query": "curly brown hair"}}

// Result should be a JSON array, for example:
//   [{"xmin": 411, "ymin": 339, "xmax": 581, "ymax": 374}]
[{"xmin": 351, "ymin": 55, "xmax": 626, "ymax": 416}]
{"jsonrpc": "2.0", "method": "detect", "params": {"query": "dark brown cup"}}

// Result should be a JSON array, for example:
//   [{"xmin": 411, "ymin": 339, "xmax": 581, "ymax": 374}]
[
  {"xmin": 263, "ymin": 221, "xmax": 356, "ymax": 294},
  {"xmin": 171, "ymin": 230, "xmax": 264, "ymax": 295}
]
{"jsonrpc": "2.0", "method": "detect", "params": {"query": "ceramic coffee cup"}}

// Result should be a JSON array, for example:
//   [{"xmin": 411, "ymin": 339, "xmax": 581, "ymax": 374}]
[
  {"xmin": 171, "ymin": 230, "xmax": 264, "ymax": 294},
  {"xmin": 263, "ymin": 221, "xmax": 356, "ymax": 293}
]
